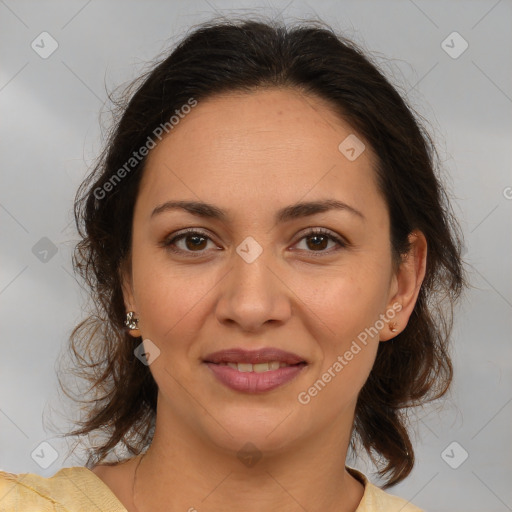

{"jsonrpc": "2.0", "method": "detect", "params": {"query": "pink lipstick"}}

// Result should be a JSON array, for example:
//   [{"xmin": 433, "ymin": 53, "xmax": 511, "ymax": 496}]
[{"xmin": 203, "ymin": 347, "xmax": 307, "ymax": 393}]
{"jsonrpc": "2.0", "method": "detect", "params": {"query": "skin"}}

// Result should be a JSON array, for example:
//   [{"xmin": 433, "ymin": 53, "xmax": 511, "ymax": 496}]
[{"xmin": 92, "ymin": 88, "xmax": 427, "ymax": 512}]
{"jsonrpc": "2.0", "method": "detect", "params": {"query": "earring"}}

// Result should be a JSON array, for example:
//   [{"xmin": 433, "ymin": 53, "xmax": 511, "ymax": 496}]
[
  {"xmin": 389, "ymin": 321, "xmax": 398, "ymax": 333},
  {"xmin": 125, "ymin": 311, "xmax": 139, "ymax": 330}
]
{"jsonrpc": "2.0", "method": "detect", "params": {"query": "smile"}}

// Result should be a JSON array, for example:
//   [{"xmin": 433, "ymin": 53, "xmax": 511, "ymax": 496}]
[
  {"xmin": 204, "ymin": 361, "xmax": 307, "ymax": 393},
  {"xmin": 203, "ymin": 347, "xmax": 308, "ymax": 392},
  {"xmin": 215, "ymin": 361, "xmax": 295, "ymax": 372}
]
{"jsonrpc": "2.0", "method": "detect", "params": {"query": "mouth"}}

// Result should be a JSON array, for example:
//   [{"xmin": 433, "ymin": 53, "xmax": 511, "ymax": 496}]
[
  {"xmin": 209, "ymin": 361, "xmax": 307, "ymax": 372},
  {"xmin": 203, "ymin": 347, "xmax": 307, "ymax": 367},
  {"xmin": 203, "ymin": 347, "xmax": 308, "ymax": 392}
]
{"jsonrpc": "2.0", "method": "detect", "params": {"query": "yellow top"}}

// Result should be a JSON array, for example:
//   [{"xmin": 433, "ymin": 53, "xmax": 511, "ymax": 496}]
[{"xmin": 0, "ymin": 466, "xmax": 423, "ymax": 511}]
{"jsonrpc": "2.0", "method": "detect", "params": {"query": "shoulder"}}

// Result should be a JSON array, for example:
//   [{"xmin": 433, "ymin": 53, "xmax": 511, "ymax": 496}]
[
  {"xmin": 347, "ymin": 467, "xmax": 424, "ymax": 512},
  {"xmin": 0, "ymin": 467, "xmax": 127, "ymax": 511}
]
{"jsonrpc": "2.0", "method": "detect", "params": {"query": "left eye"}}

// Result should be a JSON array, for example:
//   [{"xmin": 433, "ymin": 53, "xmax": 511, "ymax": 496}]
[{"xmin": 293, "ymin": 229, "xmax": 345, "ymax": 253}]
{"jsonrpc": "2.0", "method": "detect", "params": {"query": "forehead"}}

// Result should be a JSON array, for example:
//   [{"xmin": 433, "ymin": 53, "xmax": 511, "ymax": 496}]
[{"xmin": 138, "ymin": 88, "xmax": 382, "ymax": 219}]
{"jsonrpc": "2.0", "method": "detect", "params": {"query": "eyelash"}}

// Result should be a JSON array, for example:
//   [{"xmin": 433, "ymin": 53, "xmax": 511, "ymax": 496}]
[{"xmin": 161, "ymin": 227, "xmax": 348, "ymax": 257}]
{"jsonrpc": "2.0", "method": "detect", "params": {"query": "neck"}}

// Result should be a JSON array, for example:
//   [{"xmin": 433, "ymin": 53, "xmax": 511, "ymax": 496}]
[{"xmin": 131, "ymin": 405, "xmax": 364, "ymax": 512}]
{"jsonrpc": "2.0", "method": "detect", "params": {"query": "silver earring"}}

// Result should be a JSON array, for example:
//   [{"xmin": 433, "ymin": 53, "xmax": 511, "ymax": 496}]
[
  {"xmin": 125, "ymin": 311, "xmax": 139, "ymax": 330},
  {"xmin": 389, "ymin": 322, "xmax": 398, "ymax": 333}
]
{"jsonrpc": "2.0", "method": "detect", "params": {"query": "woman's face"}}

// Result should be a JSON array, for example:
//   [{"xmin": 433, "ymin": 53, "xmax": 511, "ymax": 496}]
[{"xmin": 122, "ymin": 88, "xmax": 417, "ymax": 455}]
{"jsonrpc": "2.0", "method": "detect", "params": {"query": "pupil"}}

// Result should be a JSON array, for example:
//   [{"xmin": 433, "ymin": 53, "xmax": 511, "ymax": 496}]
[
  {"xmin": 307, "ymin": 235, "xmax": 327, "ymax": 250},
  {"xmin": 186, "ymin": 235, "xmax": 207, "ymax": 250}
]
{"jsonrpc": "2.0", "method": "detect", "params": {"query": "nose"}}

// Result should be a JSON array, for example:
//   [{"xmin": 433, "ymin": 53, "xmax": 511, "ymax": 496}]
[{"xmin": 215, "ymin": 248, "xmax": 292, "ymax": 333}]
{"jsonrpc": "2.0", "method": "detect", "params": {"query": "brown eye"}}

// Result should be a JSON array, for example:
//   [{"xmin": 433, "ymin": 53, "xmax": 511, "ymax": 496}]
[
  {"xmin": 163, "ymin": 229, "xmax": 217, "ymax": 255},
  {"xmin": 305, "ymin": 234, "xmax": 329, "ymax": 251},
  {"xmin": 183, "ymin": 234, "xmax": 208, "ymax": 251},
  {"xmin": 293, "ymin": 228, "xmax": 346, "ymax": 254}
]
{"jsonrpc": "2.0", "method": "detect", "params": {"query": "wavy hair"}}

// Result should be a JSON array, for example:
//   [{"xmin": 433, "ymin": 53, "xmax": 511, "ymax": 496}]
[{"xmin": 58, "ymin": 16, "xmax": 466, "ymax": 488}]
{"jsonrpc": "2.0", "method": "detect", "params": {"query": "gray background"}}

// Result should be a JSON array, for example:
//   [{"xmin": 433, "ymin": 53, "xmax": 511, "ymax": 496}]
[{"xmin": 1, "ymin": 1, "xmax": 511, "ymax": 510}]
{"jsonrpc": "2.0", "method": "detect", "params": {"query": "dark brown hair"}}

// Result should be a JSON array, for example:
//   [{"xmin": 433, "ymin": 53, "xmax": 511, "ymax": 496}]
[{"xmin": 59, "ymin": 17, "xmax": 465, "ymax": 488}]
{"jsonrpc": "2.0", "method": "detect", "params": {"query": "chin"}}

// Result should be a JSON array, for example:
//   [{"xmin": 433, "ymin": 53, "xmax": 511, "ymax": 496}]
[{"xmin": 204, "ymin": 410, "xmax": 304, "ymax": 456}]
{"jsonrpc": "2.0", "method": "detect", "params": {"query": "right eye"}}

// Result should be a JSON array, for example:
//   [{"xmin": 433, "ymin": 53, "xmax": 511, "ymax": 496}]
[{"xmin": 162, "ymin": 228, "xmax": 221, "ymax": 256}]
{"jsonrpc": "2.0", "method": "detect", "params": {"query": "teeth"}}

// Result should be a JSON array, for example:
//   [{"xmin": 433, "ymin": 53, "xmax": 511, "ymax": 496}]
[
  {"xmin": 217, "ymin": 361, "xmax": 291, "ymax": 372},
  {"xmin": 253, "ymin": 363, "xmax": 269, "ymax": 373}
]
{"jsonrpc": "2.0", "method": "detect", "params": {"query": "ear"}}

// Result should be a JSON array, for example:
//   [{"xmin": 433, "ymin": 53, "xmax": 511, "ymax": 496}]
[
  {"xmin": 380, "ymin": 230, "xmax": 427, "ymax": 341},
  {"xmin": 119, "ymin": 255, "xmax": 141, "ymax": 338}
]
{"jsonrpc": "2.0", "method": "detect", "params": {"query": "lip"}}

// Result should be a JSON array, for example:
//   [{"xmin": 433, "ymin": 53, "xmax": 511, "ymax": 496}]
[
  {"xmin": 205, "ymin": 362, "xmax": 307, "ymax": 393},
  {"xmin": 203, "ymin": 347, "xmax": 308, "ymax": 393},
  {"xmin": 203, "ymin": 347, "xmax": 307, "ymax": 365}
]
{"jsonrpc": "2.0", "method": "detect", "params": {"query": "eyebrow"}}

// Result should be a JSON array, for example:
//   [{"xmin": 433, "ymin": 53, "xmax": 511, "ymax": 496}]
[{"xmin": 151, "ymin": 199, "xmax": 365, "ymax": 222}]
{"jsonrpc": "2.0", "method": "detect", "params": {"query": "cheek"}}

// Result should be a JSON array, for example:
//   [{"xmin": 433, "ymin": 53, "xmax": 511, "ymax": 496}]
[
  {"xmin": 294, "ymin": 264, "xmax": 390, "ymax": 397},
  {"xmin": 131, "ymin": 249, "xmax": 217, "ymax": 343},
  {"xmin": 296, "ymin": 265, "xmax": 390, "ymax": 344},
  {"xmin": 296, "ymin": 276, "xmax": 383, "ymax": 412}
]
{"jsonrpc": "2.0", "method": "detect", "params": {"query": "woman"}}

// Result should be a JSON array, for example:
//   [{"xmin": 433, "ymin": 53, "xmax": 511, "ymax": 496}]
[{"xmin": 0, "ymin": 17, "xmax": 465, "ymax": 511}]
